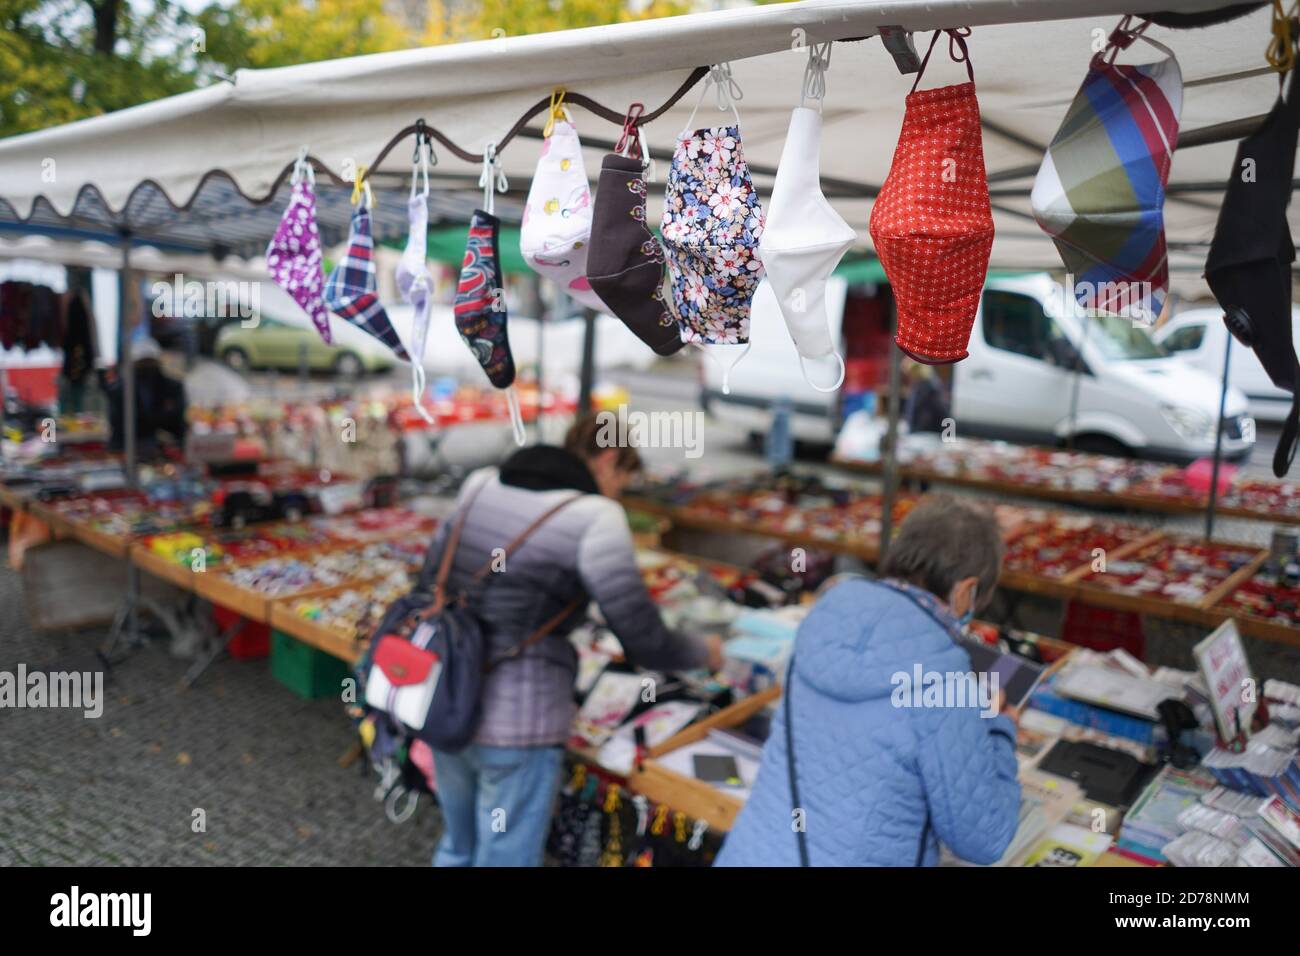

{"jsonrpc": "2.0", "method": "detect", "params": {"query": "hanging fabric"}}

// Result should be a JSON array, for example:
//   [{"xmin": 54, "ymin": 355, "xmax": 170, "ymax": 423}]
[
  {"xmin": 396, "ymin": 136, "xmax": 436, "ymax": 424},
  {"xmin": 587, "ymin": 104, "xmax": 684, "ymax": 356},
  {"xmin": 870, "ymin": 28, "xmax": 993, "ymax": 365},
  {"xmin": 1031, "ymin": 16, "xmax": 1182, "ymax": 324},
  {"xmin": 1206, "ymin": 62, "xmax": 1300, "ymax": 477},
  {"xmin": 660, "ymin": 62, "xmax": 765, "ymax": 394},
  {"xmin": 520, "ymin": 89, "xmax": 608, "ymax": 314},
  {"xmin": 266, "ymin": 150, "xmax": 332, "ymax": 343},
  {"xmin": 323, "ymin": 170, "xmax": 412, "ymax": 362},
  {"xmin": 455, "ymin": 143, "xmax": 526, "ymax": 446},
  {"xmin": 758, "ymin": 42, "xmax": 854, "ymax": 392}
]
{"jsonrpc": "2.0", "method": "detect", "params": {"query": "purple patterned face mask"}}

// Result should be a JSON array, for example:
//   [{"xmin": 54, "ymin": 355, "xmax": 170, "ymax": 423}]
[{"xmin": 266, "ymin": 157, "xmax": 331, "ymax": 343}]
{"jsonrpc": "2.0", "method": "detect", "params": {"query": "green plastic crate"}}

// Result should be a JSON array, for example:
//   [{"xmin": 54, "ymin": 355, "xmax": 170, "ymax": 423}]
[{"xmin": 271, "ymin": 629, "xmax": 351, "ymax": 700}]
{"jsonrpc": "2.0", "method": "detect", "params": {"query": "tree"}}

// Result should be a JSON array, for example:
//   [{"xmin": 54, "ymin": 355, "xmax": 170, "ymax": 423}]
[{"xmin": 423, "ymin": 0, "xmax": 690, "ymax": 46}]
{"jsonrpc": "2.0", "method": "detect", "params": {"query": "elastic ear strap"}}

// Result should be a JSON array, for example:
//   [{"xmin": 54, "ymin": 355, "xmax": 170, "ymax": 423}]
[
  {"xmin": 692, "ymin": 340, "xmax": 752, "ymax": 395},
  {"xmin": 1275, "ymin": 395, "xmax": 1300, "ymax": 477},
  {"xmin": 506, "ymin": 385, "xmax": 527, "ymax": 447},
  {"xmin": 411, "ymin": 362, "xmax": 435, "ymax": 424},
  {"xmin": 799, "ymin": 350, "xmax": 847, "ymax": 393},
  {"xmin": 910, "ymin": 28, "xmax": 973, "ymax": 92},
  {"xmin": 911, "ymin": 30, "xmax": 945, "ymax": 92}
]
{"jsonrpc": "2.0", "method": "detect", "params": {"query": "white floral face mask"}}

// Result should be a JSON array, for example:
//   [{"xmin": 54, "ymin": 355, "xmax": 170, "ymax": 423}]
[{"xmin": 520, "ymin": 92, "xmax": 607, "ymax": 314}]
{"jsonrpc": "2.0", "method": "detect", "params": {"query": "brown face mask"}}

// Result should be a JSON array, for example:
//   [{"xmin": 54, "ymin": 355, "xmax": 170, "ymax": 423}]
[{"xmin": 585, "ymin": 109, "xmax": 684, "ymax": 356}]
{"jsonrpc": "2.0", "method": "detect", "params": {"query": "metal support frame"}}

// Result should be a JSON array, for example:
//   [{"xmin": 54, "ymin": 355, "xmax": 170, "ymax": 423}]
[
  {"xmin": 1206, "ymin": 332, "xmax": 1232, "ymax": 540},
  {"xmin": 879, "ymin": 295, "xmax": 902, "ymax": 564}
]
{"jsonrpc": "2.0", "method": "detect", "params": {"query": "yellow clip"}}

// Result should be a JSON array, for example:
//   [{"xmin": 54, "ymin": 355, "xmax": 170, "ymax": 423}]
[
  {"xmin": 674, "ymin": 811, "xmax": 687, "ymax": 843},
  {"xmin": 567, "ymin": 763, "xmax": 586, "ymax": 792},
  {"xmin": 543, "ymin": 87, "xmax": 568, "ymax": 138},
  {"xmin": 1267, "ymin": 0, "xmax": 1298, "ymax": 74},
  {"xmin": 651, "ymin": 804, "xmax": 669, "ymax": 835},
  {"xmin": 350, "ymin": 165, "xmax": 370, "ymax": 206},
  {"xmin": 603, "ymin": 784, "xmax": 621, "ymax": 814}
]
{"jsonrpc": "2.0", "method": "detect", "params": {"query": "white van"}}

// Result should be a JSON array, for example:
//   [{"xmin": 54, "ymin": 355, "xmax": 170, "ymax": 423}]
[
  {"xmin": 701, "ymin": 272, "xmax": 1254, "ymax": 464},
  {"xmin": 1154, "ymin": 306, "xmax": 1298, "ymax": 424}
]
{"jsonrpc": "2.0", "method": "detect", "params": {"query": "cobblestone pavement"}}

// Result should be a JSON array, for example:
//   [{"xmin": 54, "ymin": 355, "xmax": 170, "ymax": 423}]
[{"xmin": 0, "ymin": 566, "xmax": 441, "ymax": 866}]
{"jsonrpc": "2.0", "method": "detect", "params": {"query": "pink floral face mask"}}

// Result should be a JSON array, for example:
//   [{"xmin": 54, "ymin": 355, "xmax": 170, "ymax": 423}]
[{"xmin": 266, "ymin": 157, "xmax": 331, "ymax": 343}]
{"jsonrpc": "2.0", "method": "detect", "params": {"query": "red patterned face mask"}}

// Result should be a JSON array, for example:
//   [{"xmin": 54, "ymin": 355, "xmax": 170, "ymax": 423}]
[{"xmin": 870, "ymin": 28, "xmax": 993, "ymax": 364}]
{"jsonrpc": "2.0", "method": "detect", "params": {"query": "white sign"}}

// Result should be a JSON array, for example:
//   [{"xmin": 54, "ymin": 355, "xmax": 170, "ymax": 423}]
[{"xmin": 1193, "ymin": 620, "xmax": 1255, "ymax": 744}]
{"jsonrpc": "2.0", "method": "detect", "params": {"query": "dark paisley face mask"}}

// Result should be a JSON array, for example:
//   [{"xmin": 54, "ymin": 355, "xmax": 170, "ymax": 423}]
[
  {"xmin": 586, "ymin": 106, "xmax": 684, "ymax": 357},
  {"xmin": 454, "ymin": 148, "xmax": 526, "ymax": 445}
]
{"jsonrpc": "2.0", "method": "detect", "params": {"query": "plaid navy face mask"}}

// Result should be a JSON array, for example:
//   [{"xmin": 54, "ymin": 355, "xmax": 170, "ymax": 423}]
[{"xmin": 323, "ymin": 194, "xmax": 410, "ymax": 361}]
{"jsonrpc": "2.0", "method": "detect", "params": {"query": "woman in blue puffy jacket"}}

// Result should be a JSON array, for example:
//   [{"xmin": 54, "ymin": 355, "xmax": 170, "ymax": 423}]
[{"xmin": 716, "ymin": 494, "xmax": 1021, "ymax": 867}]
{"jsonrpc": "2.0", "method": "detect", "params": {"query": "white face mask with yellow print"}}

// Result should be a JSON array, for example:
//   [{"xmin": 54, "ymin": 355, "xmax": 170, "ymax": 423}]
[{"xmin": 520, "ymin": 93, "xmax": 608, "ymax": 314}]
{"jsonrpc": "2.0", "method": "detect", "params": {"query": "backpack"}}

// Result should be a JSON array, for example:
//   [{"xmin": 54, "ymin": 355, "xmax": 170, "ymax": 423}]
[{"xmin": 360, "ymin": 482, "xmax": 584, "ymax": 754}]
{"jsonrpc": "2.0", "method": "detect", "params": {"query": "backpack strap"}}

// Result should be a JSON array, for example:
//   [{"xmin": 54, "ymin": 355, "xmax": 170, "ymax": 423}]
[
  {"xmin": 469, "ymin": 492, "xmax": 585, "ymax": 582},
  {"xmin": 429, "ymin": 477, "xmax": 490, "ymax": 611}
]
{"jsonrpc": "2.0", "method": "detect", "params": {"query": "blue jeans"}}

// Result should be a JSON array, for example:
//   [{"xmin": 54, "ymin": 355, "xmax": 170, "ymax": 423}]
[{"xmin": 431, "ymin": 744, "xmax": 565, "ymax": 867}]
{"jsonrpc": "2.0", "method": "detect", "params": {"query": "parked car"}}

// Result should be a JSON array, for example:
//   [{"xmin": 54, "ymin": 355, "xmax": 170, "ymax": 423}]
[
  {"xmin": 215, "ymin": 318, "xmax": 394, "ymax": 377},
  {"xmin": 1154, "ymin": 306, "xmax": 1299, "ymax": 424},
  {"xmin": 702, "ymin": 273, "xmax": 1254, "ymax": 464}
]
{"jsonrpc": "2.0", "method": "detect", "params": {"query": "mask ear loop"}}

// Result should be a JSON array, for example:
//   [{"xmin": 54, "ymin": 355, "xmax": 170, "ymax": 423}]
[
  {"xmin": 505, "ymin": 386, "xmax": 527, "ymax": 446},
  {"xmin": 911, "ymin": 27, "xmax": 974, "ymax": 93},
  {"xmin": 798, "ymin": 352, "xmax": 846, "ymax": 393},
  {"xmin": 291, "ymin": 147, "xmax": 315, "ymax": 187},
  {"xmin": 800, "ymin": 42, "xmax": 833, "ymax": 110},
  {"xmin": 405, "ymin": 133, "xmax": 436, "ymax": 425},
  {"xmin": 682, "ymin": 62, "xmax": 744, "ymax": 135},
  {"xmin": 479, "ymin": 142, "xmax": 508, "ymax": 215},
  {"xmin": 543, "ymin": 87, "xmax": 569, "ymax": 138}
]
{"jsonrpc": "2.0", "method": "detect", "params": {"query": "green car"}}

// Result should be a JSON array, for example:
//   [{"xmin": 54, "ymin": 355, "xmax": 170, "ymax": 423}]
[{"xmin": 215, "ymin": 318, "xmax": 396, "ymax": 377}]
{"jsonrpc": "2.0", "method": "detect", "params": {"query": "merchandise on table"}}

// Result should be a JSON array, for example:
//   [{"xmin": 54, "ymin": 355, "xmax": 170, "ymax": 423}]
[
  {"xmin": 286, "ymin": 571, "xmax": 414, "ymax": 641},
  {"xmin": 1076, "ymin": 538, "xmax": 1261, "ymax": 606},
  {"xmin": 1001, "ymin": 514, "xmax": 1150, "ymax": 579},
  {"xmin": 308, "ymin": 507, "xmax": 437, "ymax": 544},
  {"xmin": 217, "ymin": 542, "xmax": 422, "ymax": 597}
]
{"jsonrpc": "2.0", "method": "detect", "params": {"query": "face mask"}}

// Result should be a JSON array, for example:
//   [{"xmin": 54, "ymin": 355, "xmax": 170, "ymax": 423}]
[
  {"xmin": 1206, "ymin": 66, "xmax": 1300, "ymax": 477},
  {"xmin": 587, "ymin": 105, "xmax": 684, "ymax": 357},
  {"xmin": 662, "ymin": 65, "xmax": 765, "ymax": 391},
  {"xmin": 520, "ymin": 91, "xmax": 607, "ymax": 314},
  {"xmin": 870, "ymin": 28, "xmax": 992, "ymax": 365},
  {"xmin": 396, "ymin": 146, "xmax": 436, "ymax": 423},
  {"xmin": 323, "ymin": 177, "xmax": 411, "ymax": 362},
  {"xmin": 266, "ymin": 156, "xmax": 331, "ymax": 343},
  {"xmin": 455, "ymin": 146, "xmax": 526, "ymax": 445},
  {"xmin": 1032, "ymin": 18, "xmax": 1181, "ymax": 324},
  {"xmin": 758, "ymin": 44, "xmax": 853, "ymax": 392}
]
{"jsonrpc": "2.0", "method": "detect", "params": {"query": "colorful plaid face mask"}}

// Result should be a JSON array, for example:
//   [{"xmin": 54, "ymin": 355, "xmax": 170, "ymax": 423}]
[
  {"xmin": 870, "ymin": 28, "xmax": 993, "ymax": 365},
  {"xmin": 1032, "ymin": 19, "xmax": 1182, "ymax": 324},
  {"xmin": 520, "ymin": 94, "xmax": 607, "ymax": 314},
  {"xmin": 266, "ymin": 160, "xmax": 331, "ymax": 343},
  {"xmin": 396, "ymin": 146, "xmax": 435, "ymax": 422},
  {"xmin": 456, "ymin": 148, "xmax": 525, "ymax": 444},
  {"xmin": 323, "ymin": 182, "xmax": 410, "ymax": 362}
]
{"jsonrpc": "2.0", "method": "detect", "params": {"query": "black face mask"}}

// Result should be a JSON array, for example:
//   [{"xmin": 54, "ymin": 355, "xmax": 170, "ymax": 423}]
[
  {"xmin": 585, "ymin": 153, "xmax": 684, "ymax": 356},
  {"xmin": 1205, "ymin": 69, "xmax": 1300, "ymax": 477}
]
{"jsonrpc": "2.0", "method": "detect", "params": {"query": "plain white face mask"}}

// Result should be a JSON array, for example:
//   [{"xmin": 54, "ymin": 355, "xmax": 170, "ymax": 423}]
[
  {"xmin": 520, "ymin": 101, "xmax": 608, "ymax": 314},
  {"xmin": 757, "ymin": 46, "xmax": 853, "ymax": 392},
  {"xmin": 396, "ymin": 142, "xmax": 435, "ymax": 423}
]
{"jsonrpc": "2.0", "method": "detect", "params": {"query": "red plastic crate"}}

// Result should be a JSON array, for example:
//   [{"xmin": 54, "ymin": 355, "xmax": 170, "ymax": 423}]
[
  {"xmin": 213, "ymin": 604, "xmax": 270, "ymax": 660},
  {"xmin": 1061, "ymin": 600, "xmax": 1145, "ymax": 660}
]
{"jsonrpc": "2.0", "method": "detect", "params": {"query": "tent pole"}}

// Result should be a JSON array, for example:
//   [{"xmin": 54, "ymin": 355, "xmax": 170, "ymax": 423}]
[
  {"xmin": 118, "ymin": 231, "xmax": 136, "ymax": 490},
  {"xmin": 879, "ymin": 296, "xmax": 902, "ymax": 565},
  {"xmin": 1205, "ymin": 333, "xmax": 1232, "ymax": 540},
  {"xmin": 578, "ymin": 309, "xmax": 595, "ymax": 415},
  {"xmin": 117, "ymin": 229, "xmax": 140, "ymax": 647}
]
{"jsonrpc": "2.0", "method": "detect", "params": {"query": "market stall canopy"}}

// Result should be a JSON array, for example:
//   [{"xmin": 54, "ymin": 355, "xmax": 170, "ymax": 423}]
[{"xmin": 0, "ymin": 0, "xmax": 1290, "ymax": 288}]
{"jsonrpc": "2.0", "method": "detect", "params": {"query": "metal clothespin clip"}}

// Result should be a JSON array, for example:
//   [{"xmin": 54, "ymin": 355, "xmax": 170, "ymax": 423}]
[{"xmin": 878, "ymin": 26, "xmax": 921, "ymax": 74}]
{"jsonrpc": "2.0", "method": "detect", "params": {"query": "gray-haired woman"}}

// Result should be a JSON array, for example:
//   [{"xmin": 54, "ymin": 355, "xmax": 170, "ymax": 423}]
[{"xmin": 717, "ymin": 494, "xmax": 1021, "ymax": 866}]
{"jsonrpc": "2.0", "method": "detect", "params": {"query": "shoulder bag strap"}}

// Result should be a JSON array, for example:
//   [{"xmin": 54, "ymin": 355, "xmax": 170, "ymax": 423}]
[
  {"xmin": 469, "ymin": 492, "xmax": 586, "ymax": 582},
  {"xmin": 785, "ymin": 658, "xmax": 810, "ymax": 867},
  {"xmin": 430, "ymin": 477, "xmax": 490, "ymax": 607}
]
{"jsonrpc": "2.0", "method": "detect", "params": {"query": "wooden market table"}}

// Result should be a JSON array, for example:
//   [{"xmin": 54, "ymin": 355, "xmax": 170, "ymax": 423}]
[
  {"xmin": 625, "ymin": 494, "xmax": 1300, "ymax": 648},
  {"xmin": 830, "ymin": 453, "xmax": 1300, "ymax": 525}
]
